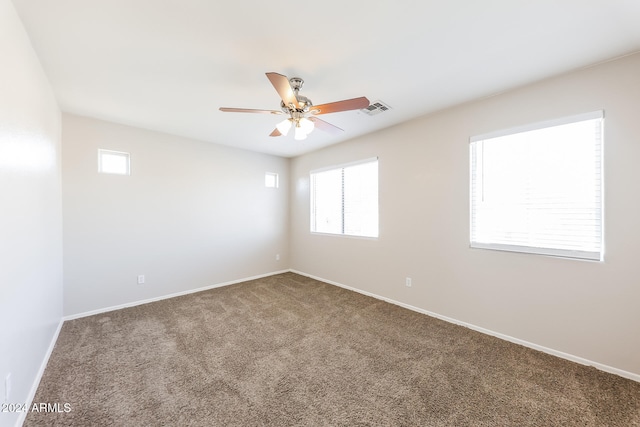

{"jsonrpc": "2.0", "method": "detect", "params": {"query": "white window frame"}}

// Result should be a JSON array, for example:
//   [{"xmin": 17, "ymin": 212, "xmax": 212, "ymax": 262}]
[
  {"xmin": 98, "ymin": 149, "xmax": 130, "ymax": 175},
  {"xmin": 310, "ymin": 157, "xmax": 379, "ymax": 238},
  {"xmin": 469, "ymin": 111, "xmax": 604, "ymax": 261}
]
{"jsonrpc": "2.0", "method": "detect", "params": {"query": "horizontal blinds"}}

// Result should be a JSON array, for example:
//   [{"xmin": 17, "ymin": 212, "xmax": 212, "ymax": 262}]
[{"xmin": 470, "ymin": 112, "xmax": 603, "ymax": 260}]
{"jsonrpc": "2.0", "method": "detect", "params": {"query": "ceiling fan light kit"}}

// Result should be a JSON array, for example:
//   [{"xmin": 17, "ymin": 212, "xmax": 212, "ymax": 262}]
[
  {"xmin": 276, "ymin": 118, "xmax": 292, "ymax": 136},
  {"xmin": 219, "ymin": 72, "xmax": 370, "ymax": 140}
]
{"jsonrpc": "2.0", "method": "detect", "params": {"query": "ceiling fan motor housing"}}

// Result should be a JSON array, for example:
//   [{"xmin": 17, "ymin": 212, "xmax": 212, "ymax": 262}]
[{"xmin": 281, "ymin": 77, "xmax": 313, "ymax": 114}]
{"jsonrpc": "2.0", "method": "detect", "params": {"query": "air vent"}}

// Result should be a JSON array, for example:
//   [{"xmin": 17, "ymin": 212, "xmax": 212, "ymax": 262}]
[{"xmin": 361, "ymin": 100, "xmax": 391, "ymax": 116}]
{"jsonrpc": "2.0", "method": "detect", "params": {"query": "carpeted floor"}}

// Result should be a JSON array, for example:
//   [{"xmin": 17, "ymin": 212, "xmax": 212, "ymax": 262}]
[{"xmin": 26, "ymin": 272, "xmax": 640, "ymax": 426}]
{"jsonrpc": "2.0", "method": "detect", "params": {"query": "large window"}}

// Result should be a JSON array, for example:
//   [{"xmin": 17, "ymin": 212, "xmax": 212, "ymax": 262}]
[
  {"xmin": 470, "ymin": 111, "xmax": 603, "ymax": 260},
  {"xmin": 310, "ymin": 158, "xmax": 378, "ymax": 238}
]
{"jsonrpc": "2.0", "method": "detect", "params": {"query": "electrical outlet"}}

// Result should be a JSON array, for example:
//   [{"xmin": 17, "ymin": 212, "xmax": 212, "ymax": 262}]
[
  {"xmin": 276, "ymin": 254, "xmax": 280, "ymax": 261},
  {"xmin": 137, "ymin": 275, "xmax": 145, "ymax": 285},
  {"xmin": 405, "ymin": 277, "xmax": 412, "ymax": 287}
]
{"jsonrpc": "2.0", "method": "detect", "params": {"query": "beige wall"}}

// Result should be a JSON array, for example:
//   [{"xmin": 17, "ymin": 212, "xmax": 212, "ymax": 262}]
[
  {"xmin": 0, "ymin": 1, "xmax": 63, "ymax": 425},
  {"xmin": 62, "ymin": 114, "xmax": 289, "ymax": 316},
  {"xmin": 290, "ymin": 53, "xmax": 640, "ymax": 378}
]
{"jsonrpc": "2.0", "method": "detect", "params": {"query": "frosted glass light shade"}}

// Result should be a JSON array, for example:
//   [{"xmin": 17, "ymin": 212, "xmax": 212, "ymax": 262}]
[
  {"xmin": 276, "ymin": 119, "xmax": 292, "ymax": 136},
  {"xmin": 299, "ymin": 117, "xmax": 314, "ymax": 134},
  {"xmin": 294, "ymin": 125, "xmax": 307, "ymax": 140}
]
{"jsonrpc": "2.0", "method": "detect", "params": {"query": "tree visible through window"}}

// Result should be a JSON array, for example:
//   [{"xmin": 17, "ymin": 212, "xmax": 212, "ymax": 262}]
[
  {"xmin": 310, "ymin": 158, "xmax": 378, "ymax": 238},
  {"xmin": 470, "ymin": 111, "xmax": 603, "ymax": 260}
]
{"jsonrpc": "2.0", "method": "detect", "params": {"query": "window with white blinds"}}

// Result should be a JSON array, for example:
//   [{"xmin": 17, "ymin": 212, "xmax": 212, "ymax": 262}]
[
  {"xmin": 310, "ymin": 158, "xmax": 379, "ymax": 238},
  {"xmin": 470, "ymin": 111, "xmax": 603, "ymax": 260}
]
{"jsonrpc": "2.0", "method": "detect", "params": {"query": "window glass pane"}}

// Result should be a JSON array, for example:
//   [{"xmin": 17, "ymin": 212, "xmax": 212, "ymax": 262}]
[
  {"xmin": 344, "ymin": 161, "xmax": 378, "ymax": 237},
  {"xmin": 265, "ymin": 172, "xmax": 278, "ymax": 188},
  {"xmin": 470, "ymin": 113, "xmax": 602, "ymax": 260},
  {"xmin": 98, "ymin": 150, "xmax": 130, "ymax": 175},
  {"xmin": 310, "ymin": 159, "xmax": 378, "ymax": 238},
  {"xmin": 311, "ymin": 168, "xmax": 343, "ymax": 234}
]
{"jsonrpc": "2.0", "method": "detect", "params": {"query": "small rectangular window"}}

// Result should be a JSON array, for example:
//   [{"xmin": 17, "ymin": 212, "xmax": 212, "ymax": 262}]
[
  {"xmin": 265, "ymin": 172, "xmax": 279, "ymax": 188},
  {"xmin": 310, "ymin": 158, "xmax": 378, "ymax": 238},
  {"xmin": 470, "ymin": 111, "xmax": 603, "ymax": 260},
  {"xmin": 98, "ymin": 149, "xmax": 130, "ymax": 175}
]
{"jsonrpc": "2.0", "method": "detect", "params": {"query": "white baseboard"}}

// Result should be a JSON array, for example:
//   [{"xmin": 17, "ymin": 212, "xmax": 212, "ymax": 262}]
[
  {"xmin": 16, "ymin": 318, "xmax": 64, "ymax": 427},
  {"xmin": 63, "ymin": 270, "xmax": 290, "ymax": 321},
  {"xmin": 290, "ymin": 269, "xmax": 640, "ymax": 384}
]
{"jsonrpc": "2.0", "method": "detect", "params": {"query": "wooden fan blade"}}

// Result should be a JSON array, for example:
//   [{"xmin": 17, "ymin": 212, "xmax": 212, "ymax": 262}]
[
  {"xmin": 269, "ymin": 128, "xmax": 282, "ymax": 137},
  {"xmin": 310, "ymin": 97, "xmax": 370, "ymax": 115},
  {"xmin": 266, "ymin": 72, "xmax": 300, "ymax": 109},
  {"xmin": 219, "ymin": 107, "xmax": 283, "ymax": 114},
  {"xmin": 309, "ymin": 117, "xmax": 343, "ymax": 135}
]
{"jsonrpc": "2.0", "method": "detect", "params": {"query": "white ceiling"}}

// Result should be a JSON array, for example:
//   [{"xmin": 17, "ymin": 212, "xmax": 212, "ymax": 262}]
[{"xmin": 11, "ymin": 0, "xmax": 640, "ymax": 157}]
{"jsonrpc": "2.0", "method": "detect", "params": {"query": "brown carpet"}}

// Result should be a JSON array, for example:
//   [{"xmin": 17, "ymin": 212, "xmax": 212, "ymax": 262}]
[{"xmin": 26, "ymin": 272, "xmax": 640, "ymax": 426}]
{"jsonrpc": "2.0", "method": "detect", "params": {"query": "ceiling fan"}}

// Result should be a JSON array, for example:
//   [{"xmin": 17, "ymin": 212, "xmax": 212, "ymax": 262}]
[{"xmin": 219, "ymin": 72, "xmax": 370, "ymax": 140}]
